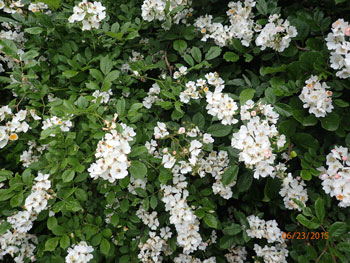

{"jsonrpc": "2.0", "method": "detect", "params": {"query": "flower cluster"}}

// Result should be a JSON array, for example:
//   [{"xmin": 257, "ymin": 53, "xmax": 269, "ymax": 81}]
[
  {"xmin": 279, "ymin": 173, "xmax": 308, "ymax": 211},
  {"xmin": 0, "ymin": 108, "xmax": 39, "ymax": 149},
  {"xmin": 253, "ymin": 243, "xmax": 289, "ymax": 263},
  {"xmin": 88, "ymin": 123, "xmax": 136, "ymax": 183},
  {"xmin": 138, "ymin": 230, "xmax": 172, "ymax": 262},
  {"xmin": 91, "ymin": 89, "xmax": 113, "ymax": 104},
  {"xmin": 197, "ymin": 151, "xmax": 235, "ymax": 199},
  {"xmin": 174, "ymin": 254, "xmax": 217, "ymax": 263},
  {"xmin": 1, "ymin": 172, "xmax": 52, "ymax": 262},
  {"xmin": 194, "ymin": 0, "xmax": 258, "ymax": 47},
  {"xmin": 180, "ymin": 72, "xmax": 239, "ymax": 125},
  {"xmin": 225, "ymin": 245, "xmax": 247, "ymax": 263},
  {"xmin": 42, "ymin": 116, "xmax": 73, "ymax": 136},
  {"xmin": 141, "ymin": 0, "xmax": 193, "ymax": 29},
  {"xmin": 247, "ymin": 215, "xmax": 288, "ymax": 262},
  {"xmin": 173, "ymin": 66, "xmax": 188, "ymax": 79},
  {"xmin": 0, "ymin": 0, "xmax": 24, "ymax": 14},
  {"xmin": 65, "ymin": 241, "xmax": 94, "ymax": 263},
  {"xmin": 20, "ymin": 140, "xmax": 49, "ymax": 167},
  {"xmin": 326, "ymin": 19, "xmax": 350, "ymax": 78},
  {"xmin": 128, "ymin": 177, "xmax": 147, "ymax": 195},
  {"xmin": 143, "ymin": 83, "xmax": 162, "ymax": 109},
  {"xmin": 0, "ymin": 231, "xmax": 37, "ymax": 263},
  {"xmin": 68, "ymin": 0, "xmax": 106, "ymax": 31},
  {"xmin": 0, "ymin": 22, "xmax": 26, "ymax": 72},
  {"xmin": 255, "ymin": 14, "xmax": 297, "ymax": 52},
  {"xmin": 299, "ymin": 76, "xmax": 333, "ymax": 117},
  {"xmin": 246, "ymin": 215, "xmax": 284, "ymax": 243},
  {"xmin": 318, "ymin": 146, "xmax": 350, "ymax": 207},
  {"xmin": 232, "ymin": 100, "xmax": 286, "ymax": 179},
  {"xmin": 28, "ymin": 2, "xmax": 49, "ymax": 13},
  {"xmin": 161, "ymin": 172, "xmax": 204, "ymax": 254},
  {"xmin": 136, "ymin": 206, "xmax": 160, "ymax": 230}
]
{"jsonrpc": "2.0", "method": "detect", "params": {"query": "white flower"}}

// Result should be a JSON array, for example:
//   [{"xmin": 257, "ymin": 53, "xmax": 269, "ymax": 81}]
[{"xmin": 162, "ymin": 154, "xmax": 176, "ymax": 169}]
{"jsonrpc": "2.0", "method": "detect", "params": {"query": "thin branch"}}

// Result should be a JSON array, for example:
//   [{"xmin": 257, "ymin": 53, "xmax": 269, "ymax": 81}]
[
  {"xmin": 295, "ymin": 41, "xmax": 311, "ymax": 51},
  {"xmin": 164, "ymin": 41, "xmax": 172, "ymax": 78},
  {"xmin": 316, "ymin": 242, "xmax": 328, "ymax": 263}
]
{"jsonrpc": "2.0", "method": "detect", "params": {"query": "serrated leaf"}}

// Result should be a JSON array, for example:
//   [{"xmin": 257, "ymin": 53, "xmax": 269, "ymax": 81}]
[
  {"xmin": 203, "ymin": 213, "xmax": 219, "ymax": 229},
  {"xmin": 205, "ymin": 46, "xmax": 221, "ymax": 60},
  {"xmin": 24, "ymin": 27, "xmax": 43, "ymax": 35},
  {"xmin": 130, "ymin": 161, "xmax": 147, "ymax": 179},
  {"xmin": 296, "ymin": 214, "xmax": 320, "ymax": 229},
  {"xmin": 315, "ymin": 198, "xmax": 325, "ymax": 223},
  {"xmin": 329, "ymin": 222, "xmax": 347, "ymax": 237},
  {"xmin": 207, "ymin": 124, "xmax": 232, "ymax": 137},
  {"xmin": 239, "ymin": 89, "xmax": 255, "ymax": 104},
  {"xmin": 173, "ymin": 40, "xmax": 187, "ymax": 53},
  {"xmin": 100, "ymin": 238, "xmax": 110, "ymax": 255},
  {"xmin": 191, "ymin": 47, "xmax": 202, "ymax": 63},
  {"xmin": 223, "ymin": 51, "xmax": 239, "ymax": 62},
  {"xmin": 44, "ymin": 237, "xmax": 59, "ymax": 251},
  {"xmin": 100, "ymin": 56, "xmax": 113, "ymax": 75},
  {"xmin": 222, "ymin": 165, "xmax": 239, "ymax": 186}
]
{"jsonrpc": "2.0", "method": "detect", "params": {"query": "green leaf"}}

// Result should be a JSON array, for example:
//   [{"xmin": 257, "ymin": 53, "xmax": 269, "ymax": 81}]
[
  {"xmin": 60, "ymin": 235, "xmax": 70, "ymax": 249},
  {"xmin": 274, "ymin": 103, "xmax": 293, "ymax": 117},
  {"xmin": 320, "ymin": 112, "xmax": 340, "ymax": 131},
  {"xmin": 130, "ymin": 161, "xmax": 147, "ymax": 179},
  {"xmin": 105, "ymin": 70, "xmax": 120, "ymax": 82},
  {"xmin": 237, "ymin": 173, "xmax": 253, "ymax": 193},
  {"xmin": 334, "ymin": 99, "xmax": 349, "ymax": 107},
  {"xmin": 296, "ymin": 214, "xmax": 320, "ymax": 229},
  {"xmin": 47, "ymin": 217, "xmax": 58, "ymax": 230},
  {"xmin": 100, "ymin": 56, "xmax": 113, "ymax": 75},
  {"xmin": 183, "ymin": 54, "xmax": 194, "ymax": 66},
  {"xmin": 100, "ymin": 238, "xmax": 111, "ymax": 255},
  {"xmin": 120, "ymin": 199, "xmax": 129, "ymax": 212},
  {"xmin": 63, "ymin": 70, "xmax": 78, "ymax": 78},
  {"xmin": 24, "ymin": 27, "xmax": 43, "ymax": 35},
  {"xmin": 223, "ymin": 223, "xmax": 242, "ymax": 235},
  {"xmin": 62, "ymin": 169, "xmax": 75, "ymax": 183},
  {"xmin": 294, "ymin": 133, "xmax": 319, "ymax": 149},
  {"xmin": 207, "ymin": 124, "xmax": 232, "ymax": 137},
  {"xmin": 191, "ymin": 47, "xmax": 202, "ymax": 63},
  {"xmin": 0, "ymin": 39, "xmax": 18, "ymax": 58},
  {"xmin": 150, "ymin": 195, "xmax": 158, "ymax": 209},
  {"xmin": 329, "ymin": 222, "xmax": 347, "ymax": 238},
  {"xmin": 205, "ymin": 46, "xmax": 222, "ymax": 60},
  {"xmin": 338, "ymin": 242, "xmax": 350, "ymax": 252},
  {"xmin": 239, "ymin": 88, "xmax": 255, "ymax": 104},
  {"xmin": 129, "ymin": 146, "xmax": 148, "ymax": 158},
  {"xmin": 22, "ymin": 50, "xmax": 39, "ymax": 61},
  {"xmin": 159, "ymin": 167, "xmax": 172, "ymax": 184},
  {"xmin": 222, "ymin": 165, "xmax": 239, "ymax": 186},
  {"xmin": 223, "ymin": 51, "xmax": 239, "ymax": 62},
  {"xmin": 116, "ymin": 98, "xmax": 126, "ymax": 117},
  {"xmin": 0, "ymin": 221, "xmax": 11, "ymax": 235},
  {"xmin": 203, "ymin": 213, "xmax": 219, "ymax": 229},
  {"xmin": 315, "ymin": 198, "xmax": 325, "ymax": 223},
  {"xmin": 111, "ymin": 214, "xmax": 120, "ymax": 227},
  {"xmin": 65, "ymin": 200, "xmax": 82, "ymax": 212},
  {"xmin": 219, "ymin": 235, "xmax": 235, "ymax": 249},
  {"xmin": 301, "ymin": 170, "xmax": 312, "ymax": 181},
  {"xmin": 192, "ymin": 112, "xmax": 205, "ymax": 129},
  {"xmin": 173, "ymin": 40, "xmax": 187, "ymax": 53},
  {"xmin": 42, "ymin": 0, "xmax": 61, "ymax": 9},
  {"xmin": 44, "ymin": 237, "xmax": 59, "ymax": 251},
  {"xmin": 10, "ymin": 191, "xmax": 23, "ymax": 207}
]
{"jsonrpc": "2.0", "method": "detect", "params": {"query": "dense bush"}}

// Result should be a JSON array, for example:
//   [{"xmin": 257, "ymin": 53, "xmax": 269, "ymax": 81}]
[{"xmin": 1, "ymin": 0, "xmax": 350, "ymax": 262}]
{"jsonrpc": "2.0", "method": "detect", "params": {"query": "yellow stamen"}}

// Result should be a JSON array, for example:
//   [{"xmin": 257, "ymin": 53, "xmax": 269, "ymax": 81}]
[{"xmin": 9, "ymin": 133, "xmax": 18, "ymax": 141}]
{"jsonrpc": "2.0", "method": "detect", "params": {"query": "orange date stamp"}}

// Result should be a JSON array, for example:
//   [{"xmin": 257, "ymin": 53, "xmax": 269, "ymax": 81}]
[{"xmin": 282, "ymin": 232, "xmax": 329, "ymax": 240}]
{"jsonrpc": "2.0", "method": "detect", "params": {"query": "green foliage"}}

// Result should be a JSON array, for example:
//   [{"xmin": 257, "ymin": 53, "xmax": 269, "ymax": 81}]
[{"xmin": 0, "ymin": 0, "xmax": 350, "ymax": 262}]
